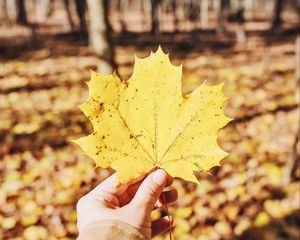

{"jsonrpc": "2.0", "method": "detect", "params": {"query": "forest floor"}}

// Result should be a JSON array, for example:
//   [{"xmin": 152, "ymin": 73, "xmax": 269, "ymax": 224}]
[{"xmin": 0, "ymin": 10, "xmax": 299, "ymax": 240}]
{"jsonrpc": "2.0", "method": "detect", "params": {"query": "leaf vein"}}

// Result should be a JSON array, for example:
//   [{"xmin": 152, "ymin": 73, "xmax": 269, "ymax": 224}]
[
  {"xmin": 114, "ymin": 85, "xmax": 155, "ymax": 165},
  {"xmin": 160, "ymin": 107, "xmax": 201, "ymax": 162}
]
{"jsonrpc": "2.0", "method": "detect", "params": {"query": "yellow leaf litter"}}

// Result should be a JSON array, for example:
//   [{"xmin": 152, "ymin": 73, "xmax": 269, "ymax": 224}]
[{"xmin": 72, "ymin": 47, "xmax": 232, "ymax": 184}]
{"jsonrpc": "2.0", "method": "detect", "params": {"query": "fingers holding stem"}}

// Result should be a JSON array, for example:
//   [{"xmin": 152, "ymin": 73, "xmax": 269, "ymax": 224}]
[
  {"xmin": 151, "ymin": 215, "xmax": 174, "ymax": 238},
  {"xmin": 153, "ymin": 189, "xmax": 178, "ymax": 210}
]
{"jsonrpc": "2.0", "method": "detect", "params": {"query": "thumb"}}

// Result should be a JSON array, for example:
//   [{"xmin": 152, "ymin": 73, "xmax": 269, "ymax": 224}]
[{"xmin": 130, "ymin": 169, "xmax": 167, "ymax": 215}]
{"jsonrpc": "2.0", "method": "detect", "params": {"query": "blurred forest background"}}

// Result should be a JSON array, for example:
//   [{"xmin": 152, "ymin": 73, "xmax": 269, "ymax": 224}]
[{"xmin": 0, "ymin": 0, "xmax": 299, "ymax": 239}]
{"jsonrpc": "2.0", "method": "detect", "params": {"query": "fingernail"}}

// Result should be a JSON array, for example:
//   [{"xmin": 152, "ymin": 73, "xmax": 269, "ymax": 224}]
[{"xmin": 152, "ymin": 169, "xmax": 167, "ymax": 184}]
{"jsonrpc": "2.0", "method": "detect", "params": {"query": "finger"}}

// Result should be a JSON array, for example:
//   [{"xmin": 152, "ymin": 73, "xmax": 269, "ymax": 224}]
[
  {"xmin": 87, "ymin": 172, "xmax": 146, "ymax": 208},
  {"xmin": 126, "ymin": 168, "xmax": 172, "ymax": 191},
  {"xmin": 126, "ymin": 168, "xmax": 172, "ymax": 194},
  {"xmin": 118, "ymin": 179, "xmax": 143, "ymax": 206},
  {"xmin": 153, "ymin": 189, "xmax": 178, "ymax": 209},
  {"xmin": 88, "ymin": 173, "xmax": 128, "ymax": 198},
  {"xmin": 89, "ymin": 169, "xmax": 172, "ymax": 207},
  {"xmin": 119, "ymin": 171, "xmax": 173, "ymax": 206},
  {"xmin": 160, "ymin": 189, "xmax": 178, "ymax": 205},
  {"xmin": 127, "ymin": 173, "xmax": 173, "ymax": 199},
  {"xmin": 151, "ymin": 216, "xmax": 173, "ymax": 238},
  {"xmin": 165, "ymin": 174, "xmax": 174, "ymax": 187},
  {"xmin": 130, "ymin": 169, "xmax": 168, "ymax": 215}
]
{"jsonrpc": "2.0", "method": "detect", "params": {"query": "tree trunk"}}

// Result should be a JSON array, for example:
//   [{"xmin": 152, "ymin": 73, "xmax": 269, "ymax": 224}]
[
  {"xmin": 182, "ymin": 0, "xmax": 199, "ymax": 30},
  {"xmin": 235, "ymin": 0, "xmax": 246, "ymax": 43},
  {"xmin": 171, "ymin": 0, "xmax": 178, "ymax": 31},
  {"xmin": 16, "ymin": 0, "xmax": 27, "ymax": 25},
  {"xmin": 5, "ymin": 0, "xmax": 17, "ymax": 22},
  {"xmin": 75, "ymin": 0, "xmax": 87, "ymax": 33},
  {"xmin": 213, "ymin": 0, "xmax": 220, "ymax": 13},
  {"xmin": 118, "ymin": 0, "xmax": 129, "ymax": 32},
  {"xmin": 201, "ymin": 0, "xmax": 209, "ymax": 28},
  {"xmin": 296, "ymin": 35, "xmax": 300, "ymax": 99},
  {"xmin": 151, "ymin": 0, "xmax": 160, "ymax": 34},
  {"xmin": 272, "ymin": 0, "xmax": 284, "ymax": 28},
  {"xmin": 63, "ymin": 0, "xmax": 75, "ymax": 32},
  {"xmin": 244, "ymin": 0, "xmax": 253, "ymax": 20},
  {"xmin": 45, "ymin": 0, "xmax": 55, "ymax": 18},
  {"xmin": 0, "ymin": 0, "xmax": 9, "ymax": 24},
  {"xmin": 35, "ymin": 0, "xmax": 54, "ymax": 21},
  {"xmin": 86, "ymin": 0, "xmax": 115, "ymax": 74},
  {"xmin": 140, "ymin": 0, "xmax": 149, "ymax": 29},
  {"xmin": 217, "ymin": 0, "xmax": 229, "ymax": 33}
]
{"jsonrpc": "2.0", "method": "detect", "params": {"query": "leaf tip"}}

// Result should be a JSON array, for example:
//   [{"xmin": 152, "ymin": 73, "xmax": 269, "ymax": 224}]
[{"xmin": 156, "ymin": 45, "xmax": 164, "ymax": 53}]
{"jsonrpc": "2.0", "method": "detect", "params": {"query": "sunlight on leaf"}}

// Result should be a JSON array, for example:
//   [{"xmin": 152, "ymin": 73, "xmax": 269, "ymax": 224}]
[{"xmin": 73, "ymin": 47, "xmax": 232, "ymax": 184}]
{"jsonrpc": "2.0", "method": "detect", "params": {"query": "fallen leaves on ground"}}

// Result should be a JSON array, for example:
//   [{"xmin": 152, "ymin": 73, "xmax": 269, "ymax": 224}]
[{"xmin": 0, "ymin": 24, "xmax": 299, "ymax": 240}]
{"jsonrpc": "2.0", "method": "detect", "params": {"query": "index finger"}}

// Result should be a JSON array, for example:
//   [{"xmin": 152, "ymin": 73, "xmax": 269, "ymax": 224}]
[
  {"xmin": 88, "ymin": 168, "xmax": 173, "ymax": 198},
  {"xmin": 87, "ymin": 173, "xmax": 127, "ymax": 197}
]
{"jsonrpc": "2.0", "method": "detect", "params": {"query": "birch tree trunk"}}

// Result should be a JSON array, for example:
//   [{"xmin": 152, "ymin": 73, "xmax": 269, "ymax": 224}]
[
  {"xmin": 87, "ymin": 0, "xmax": 115, "ymax": 74},
  {"xmin": 201, "ymin": 0, "xmax": 209, "ymax": 28},
  {"xmin": 244, "ymin": 0, "xmax": 253, "ymax": 20}
]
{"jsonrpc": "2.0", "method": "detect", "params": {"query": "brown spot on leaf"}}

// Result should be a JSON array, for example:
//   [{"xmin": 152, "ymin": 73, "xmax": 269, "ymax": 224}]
[{"xmin": 99, "ymin": 102, "xmax": 105, "ymax": 112}]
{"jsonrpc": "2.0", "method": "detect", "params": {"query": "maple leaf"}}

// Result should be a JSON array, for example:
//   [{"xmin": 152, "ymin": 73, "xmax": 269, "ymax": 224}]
[{"xmin": 73, "ymin": 47, "xmax": 232, "ymax": 184}]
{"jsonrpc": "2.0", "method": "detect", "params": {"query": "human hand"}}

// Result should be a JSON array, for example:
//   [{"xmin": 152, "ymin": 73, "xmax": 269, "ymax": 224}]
[{"xmin": 76, "ymin": 169, "xmax": 178, "ymax": 239}]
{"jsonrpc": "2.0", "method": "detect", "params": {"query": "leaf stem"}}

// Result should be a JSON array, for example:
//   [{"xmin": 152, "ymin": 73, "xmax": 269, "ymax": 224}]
[
  {"xmin": 162, "ymin": 193, "xmax": 173, "ymax": 240},
  {"xmin": 157, "ymin": 166, "xmax": 173, "ymax": 240}
]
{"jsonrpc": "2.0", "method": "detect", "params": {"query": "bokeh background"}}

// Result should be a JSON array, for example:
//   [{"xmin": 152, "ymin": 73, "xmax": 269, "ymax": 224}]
[{"xmin": 0, "ymin": 0, "xmax": 299, "ymax": 239}]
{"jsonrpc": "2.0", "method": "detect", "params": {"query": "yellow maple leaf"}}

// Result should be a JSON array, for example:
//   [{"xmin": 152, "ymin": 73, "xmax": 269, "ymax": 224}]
[{"xmin": 73, "ymin": 47, "xmax": 232, "ymax": 184}]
